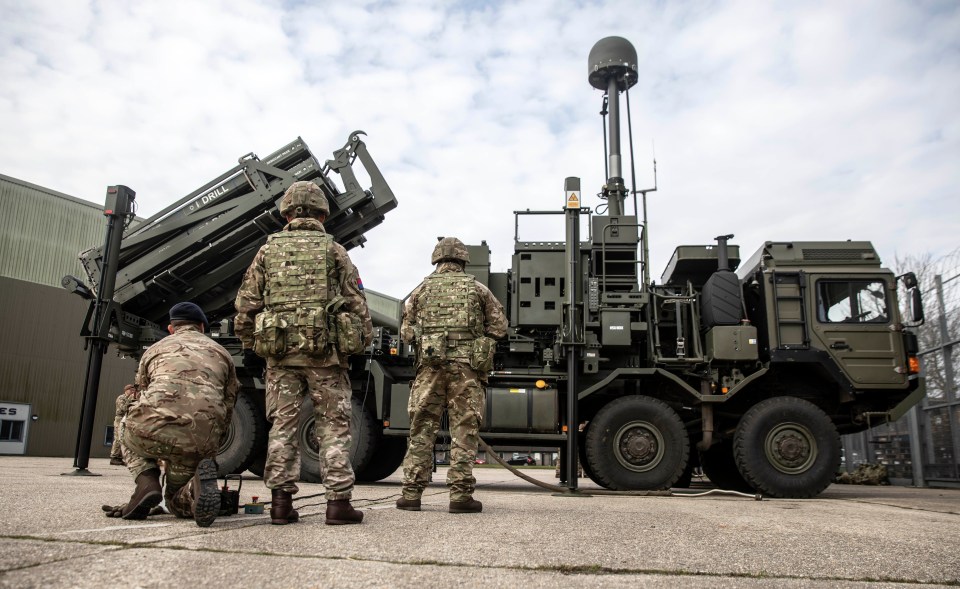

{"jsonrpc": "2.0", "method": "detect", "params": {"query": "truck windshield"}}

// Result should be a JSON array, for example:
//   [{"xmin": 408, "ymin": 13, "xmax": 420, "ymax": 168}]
[{"xmin": 817, "ymin": 280, "xmax": 889, "ymax": 323}]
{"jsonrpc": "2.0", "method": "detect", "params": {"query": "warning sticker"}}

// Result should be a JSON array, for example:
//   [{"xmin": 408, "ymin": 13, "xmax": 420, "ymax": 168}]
[{"xmin": 566, "ymin": 191, "xmax": 580, "ymax": 209}]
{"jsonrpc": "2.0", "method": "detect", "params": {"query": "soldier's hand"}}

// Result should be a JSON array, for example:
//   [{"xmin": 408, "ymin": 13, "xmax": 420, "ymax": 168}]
[{"xmin": 102, "ymin": 504, "xmax": 125, "ymax": 518}]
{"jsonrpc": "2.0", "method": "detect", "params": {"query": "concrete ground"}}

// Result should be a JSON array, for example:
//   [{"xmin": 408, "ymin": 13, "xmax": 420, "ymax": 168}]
[{"xmin": 0, "ymin": 457, "xmax": 958, "ymax": 588}]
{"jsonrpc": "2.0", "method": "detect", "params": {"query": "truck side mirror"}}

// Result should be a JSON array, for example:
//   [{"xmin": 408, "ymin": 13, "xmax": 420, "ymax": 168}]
[
  {"xmin": 909, "ymin": 287, "xmax": 924, "ymax": 325},
  {"xmin": 901, "ymin": 272, "xmax": 919, "ymax": 290}
]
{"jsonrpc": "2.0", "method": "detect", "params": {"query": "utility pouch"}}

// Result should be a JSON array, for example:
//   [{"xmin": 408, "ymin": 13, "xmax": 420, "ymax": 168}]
[
  {"xmin": 418, "ymin": 332, "xmax": 447, "ymax": 367},
  {"xmin": 253, "ymin": 311, "xmax": 286, "ymax": 358},
  {"xmin": 470, "ymin": 336, "xmax": 496, "ymax": 372},
  {"xmin": 294, "ymin": 307, "xmax": 328, "ymax": 356},
  {"xmin": 325, "ymin": 296, "xmax": 364, "ymax": 356},
  {"xmin": 335, "ymin": 312, "xmax": 365, "ymax": 355}
]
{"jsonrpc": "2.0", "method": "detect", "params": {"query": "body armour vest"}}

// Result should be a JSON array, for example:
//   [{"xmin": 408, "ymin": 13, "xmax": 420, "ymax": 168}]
[
  {"xmin": 419, "ymin": 272, "xmax": 483, "ymax": 360},
  {"xmin": 263, "ymin": 230, "xmax": 332, "ymax": 310}
]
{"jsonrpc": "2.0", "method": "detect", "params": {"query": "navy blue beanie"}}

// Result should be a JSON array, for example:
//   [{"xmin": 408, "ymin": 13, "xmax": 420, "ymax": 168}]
[{"xmin": 169, "ymin": 302, "xmax": 209, "ymax": 329}]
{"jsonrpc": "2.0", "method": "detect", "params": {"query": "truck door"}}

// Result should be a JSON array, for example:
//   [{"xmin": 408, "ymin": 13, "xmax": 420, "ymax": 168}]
[{"xmin": 810, "ymin": 275, "xmax": 906, "ymax": 386}]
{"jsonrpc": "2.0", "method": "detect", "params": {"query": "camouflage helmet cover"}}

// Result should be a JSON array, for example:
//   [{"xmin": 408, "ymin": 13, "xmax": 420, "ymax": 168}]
[
  {"xmin": 279, "ymin": 181, "xmax": 330, "ymax": 217},
  {"xmin": 431, "ymin": 237, "xmax": 470, "ymax": 265}
]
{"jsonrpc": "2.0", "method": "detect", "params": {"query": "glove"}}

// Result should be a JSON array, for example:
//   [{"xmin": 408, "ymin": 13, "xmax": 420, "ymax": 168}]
[
  {"xmin": 102, "ymin": 503, "xmax": 124, "ymax": 518},
  {"xmin": 102, "ymin": 504, "xmax": 165, "ymax": 518}
]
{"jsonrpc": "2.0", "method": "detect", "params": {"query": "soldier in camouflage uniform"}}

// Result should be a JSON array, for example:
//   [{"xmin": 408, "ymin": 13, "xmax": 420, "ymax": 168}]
[
  {"xmin": 104, "ymin": 302, "xmax": 239, "ymax": 527},
  {"xmin": 109, "ymin": 384, "xmax": 138, "ymax": 466},
  {"xmin": 396, "ymin": 237, "xmax": 507, "ymax": 513},
  {"xmin": 234, "ymin": 180, "xmax": 372, "ymax": 526}
]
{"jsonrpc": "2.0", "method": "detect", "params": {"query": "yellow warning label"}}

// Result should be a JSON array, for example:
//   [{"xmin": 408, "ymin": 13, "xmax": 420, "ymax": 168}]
[{"xmin": 566, "ymin": 191, "xmax": 580, "ymax": 209}]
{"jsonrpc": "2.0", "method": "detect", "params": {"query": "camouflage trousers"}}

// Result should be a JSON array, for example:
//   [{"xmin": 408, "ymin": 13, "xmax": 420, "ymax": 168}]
[
  {"xmin": 110, "ymin": 416, "xmax": 125, "ymax": 459},
  {"xmin": 401, "ymin": 362, "xmax": 485, "ymax": 502},
  {"xmin": 122, "ymin": 422, "xmax": 219, "ymax": 518},
  {"xmin": 264, "ymin": 365, "xmax": 355, "ymax": 501}
]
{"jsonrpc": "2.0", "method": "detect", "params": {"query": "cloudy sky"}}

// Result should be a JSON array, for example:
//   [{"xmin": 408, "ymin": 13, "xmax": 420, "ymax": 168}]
[{"xmin": 1, "ymin": 0, "xmax": 957, "ymax": 297}]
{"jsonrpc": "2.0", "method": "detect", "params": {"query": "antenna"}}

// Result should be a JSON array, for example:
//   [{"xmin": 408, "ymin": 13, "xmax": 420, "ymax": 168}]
[{"xmin": 588, "ymin": 36, "xmax": 638, "ymax": 217}]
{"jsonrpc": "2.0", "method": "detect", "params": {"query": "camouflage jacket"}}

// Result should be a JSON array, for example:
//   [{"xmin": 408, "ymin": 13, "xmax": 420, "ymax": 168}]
[
  {"xmin": 126, "ymin": 324, "xmax": 239, "ymax": 439},
  {"xmin": 114, "ymin": 393, "xmax": 132, "ymax": 419},
  {"xmin": 234, "ymin": 217, "xmax": 373, "ymax": 368},
  {"xmin": 401, "ymin": 262, "xmax": 508, "ymax": 351}
]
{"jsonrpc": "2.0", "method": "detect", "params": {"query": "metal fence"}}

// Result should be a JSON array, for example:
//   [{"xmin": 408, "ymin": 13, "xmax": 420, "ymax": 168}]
[{"xmin": 842, "ymin": 247, "xmax": 960, "ymax": 487}]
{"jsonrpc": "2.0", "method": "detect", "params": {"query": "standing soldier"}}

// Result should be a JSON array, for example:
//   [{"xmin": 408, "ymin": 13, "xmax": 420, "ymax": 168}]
[
  {"xmin": 396, "ymin": 237, "xmax": 507, "ymax": 513},
  {"xmin": 109, "ymin": 384, "xmax": 138, "ymax": 466},
  {"xmin": 234, "ymin": 180, "xmax": 372, "ymax": 526},
  {"xmin": 104, "ymin": 302, "xmax": 239, "ymax": 527}
]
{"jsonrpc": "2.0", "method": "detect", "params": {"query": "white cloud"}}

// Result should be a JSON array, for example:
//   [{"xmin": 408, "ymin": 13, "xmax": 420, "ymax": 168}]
[{"xmin": 1, "ymin": 0, "xmax": 957, "ymax": 299}]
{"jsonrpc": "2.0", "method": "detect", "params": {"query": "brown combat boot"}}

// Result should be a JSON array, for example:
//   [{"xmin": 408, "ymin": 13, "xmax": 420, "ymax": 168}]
[
  {"xmin": 449, "ymin": 498, "xmax": 483, "ymax": 513},
  {"xmin": 192, "ymin": 458, "xmax": 221, "ymax": 527},
  {"xmin": 395, "ymin": 497, "xmax": 421, "ymax": 511},
  {"xmin": 121, "ymin": 468, "xmax": 162, "ymax": 520},
  {"xmin": 270, "ymin": 489, "xmax": 300, "ymax": 525},
  {"xmin": 325, "ymin": 499, "xmax": 363, "ymax": 525}
]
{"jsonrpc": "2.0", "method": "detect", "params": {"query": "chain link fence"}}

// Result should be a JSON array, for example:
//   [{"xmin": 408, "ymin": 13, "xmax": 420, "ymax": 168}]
[{"xmin": 842, "ymin": 247, "xmax": 960, "ymax": 487}]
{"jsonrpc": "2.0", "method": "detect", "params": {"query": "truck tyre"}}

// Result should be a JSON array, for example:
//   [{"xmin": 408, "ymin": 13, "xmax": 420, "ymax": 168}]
[
  {"xmin": 246, "ymin": 451, "xmax": 266, "ymax": 478},
  {"xmin": 355, "ymin": 437, "xmax": 407, "ymax": 482},
  {"xmin": 577, "ymin": 423, "xmax": 603, "ymax": 486},
  {"xmin": 700, "ymin": 439, "xmax": 752, "ymax": 493},
  {"xmin": 673, "ymin": 439, "xmax": 700, "ymax": 488},
  {"xmin": 217, "ymin": 390, "xmax": 268, "ymax": 477},
  {"xmin": 585, "ymin": 395, "xmax": 689, "ymax": 490},
  {"xmin": 298, "ymin": 395, "xmax": 378, "ymax": 484},
  {"xmin": 733, "ymin": 396, "xmax": 840, "ymax": 498}
]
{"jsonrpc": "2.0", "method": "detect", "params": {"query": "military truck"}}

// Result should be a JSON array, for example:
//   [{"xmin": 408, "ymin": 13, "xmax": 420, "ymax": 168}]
[{"xmin": 69, "ymin": 37, "xmax": 925, "ymax": 498}]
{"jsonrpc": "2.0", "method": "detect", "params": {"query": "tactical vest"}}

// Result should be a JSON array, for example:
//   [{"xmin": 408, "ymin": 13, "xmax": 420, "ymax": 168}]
[
  {"xmin": 252, "ymin": 230, "xmax": 335, "ymax": 359},
  {"xmin": 263, "ymin": 230, "xmax": 332, "ymax": 310},
  {"xmin": 418, "ymin": 272, "xmax": 483, "ymax": 361}
]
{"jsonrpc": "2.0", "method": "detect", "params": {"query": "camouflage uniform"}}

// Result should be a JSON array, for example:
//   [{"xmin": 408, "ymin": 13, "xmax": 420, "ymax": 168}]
[
  {"xmin": 123, "ymin": 324, "xmax": 239, "ymax": 517},
  {"xmin": 234, "ymin": 216, "xmax": 372, "ymax": 501},
  {"xmin": 109, "ymin": 390, "xmax": 133, "ymax": 461},
  {"xmin": 400, "ymin": 260, "xmax": 507, "ymax": 502}
]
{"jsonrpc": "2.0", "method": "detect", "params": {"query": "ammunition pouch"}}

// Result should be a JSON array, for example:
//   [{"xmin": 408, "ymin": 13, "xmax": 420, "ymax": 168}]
[
  {"xmin": 326, "ymin": 297, "xmax": 365, "ymax": 356},
  {"xmin": 253, "ymin": 311, "xmax": 287, "ymax": 358},
  {"xmin": 417, "ymin": 332, "xmax": 447, "ymax": 367},
  {"xmin": 469, "ymin": 336, "xmax": 496, "ymax": 373},
  {"xmin": 293, "ymin": 307, "xmax": 329, "ymax": 357}
]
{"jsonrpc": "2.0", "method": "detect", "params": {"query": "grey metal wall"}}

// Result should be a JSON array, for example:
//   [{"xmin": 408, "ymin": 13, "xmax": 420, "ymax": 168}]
[
  {"xmin": 0, "ymin": 276, "xmax": 138, "ymax": 457},
  {"xmin": 0, "ymin": 173, "xmax": 108, "ymax": 288}
]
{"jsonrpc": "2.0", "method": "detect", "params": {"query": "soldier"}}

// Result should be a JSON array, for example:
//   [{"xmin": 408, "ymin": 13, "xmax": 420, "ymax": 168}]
[
  {"xmin": 108, "ymin": 384, "xmax": 138, "ymax": 466},
  {"xmin": 103, "ymin": 302, "xmax": 239, "ymax": 527},
  {"xmin": 234, "ymin": 180, "xmax": 372, "ymax": 526},
  {"xmin": 396, "ymin": 237, "xmax": 507, "ymax": 513}
]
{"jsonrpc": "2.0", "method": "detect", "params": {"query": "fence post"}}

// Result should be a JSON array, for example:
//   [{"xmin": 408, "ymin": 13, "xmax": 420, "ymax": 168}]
[{"xmin": 934, "ymin": 275, "xmax": 960, "ymax": 479}]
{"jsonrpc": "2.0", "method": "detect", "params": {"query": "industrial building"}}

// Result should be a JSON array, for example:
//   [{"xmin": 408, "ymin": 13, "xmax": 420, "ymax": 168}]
[{"xmin": 0, "ymin": 173, "xmax": 137, "ymax": 458}]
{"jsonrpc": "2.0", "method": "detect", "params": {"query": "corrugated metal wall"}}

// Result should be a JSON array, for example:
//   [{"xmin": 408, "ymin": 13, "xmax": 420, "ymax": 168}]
[
  {"xmin": 0, "ymin": 174, "xmax": 139, "ymax": 458},
  {"xmin": 0, "ymin": 173, "xmax": 107, "ymax": 288},
  {"xmin": 0, "ymin": 276, "xmax": 138, "ymax": 457}
]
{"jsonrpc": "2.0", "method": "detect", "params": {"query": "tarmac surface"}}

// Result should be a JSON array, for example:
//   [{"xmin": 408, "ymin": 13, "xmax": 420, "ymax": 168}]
[{"xmin": 1, "ymin": 456, "xmax": 958, "ymax": 588}]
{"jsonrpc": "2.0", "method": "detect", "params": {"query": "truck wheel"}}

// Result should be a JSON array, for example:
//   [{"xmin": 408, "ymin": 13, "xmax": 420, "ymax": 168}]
[
  {"xmin": 577, "ymin": 424, "xmax": 602, "ymax": 486},
  {"xmin": 298, "ymin": 395, "xmax": 378, "ymax": 484},
  {"xmin": 217, "ymin": 390, "xmax": 268, "ymax": 477},
  {"xmin": 247, "ymin": 451, "xmax": 266, "ymax": 478},
  {"xmin": 585, "ymin": 396, "xmax": 689, "ymax": 490},
  {"xmin": 355, "ymin": 437, "xmax": 407, "ymax": 482},
  {"xmin": 673, "ymin": 439, "xmax": 700, "ymax": 489},
  {"xmin": 733, "ymin": 396, "xmax": 840, "ymax": 498},
  {"xmin": 700, "ymin": 439, "xmax": 752, "ymax": 492}
]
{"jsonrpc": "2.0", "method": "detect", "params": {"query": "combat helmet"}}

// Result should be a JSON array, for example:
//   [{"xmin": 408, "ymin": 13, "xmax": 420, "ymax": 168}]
[
  {"xmin": 431, "ymin": 237, "xmax": 470, "ymax": 265},
  {"xmin": 279, "ymin": 181, "xmax": 330, "ymax": 218}
]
